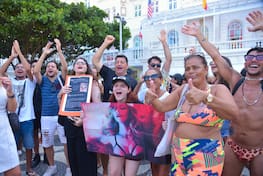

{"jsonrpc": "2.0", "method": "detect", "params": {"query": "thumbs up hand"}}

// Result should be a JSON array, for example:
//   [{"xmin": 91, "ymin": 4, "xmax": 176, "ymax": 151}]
[{"xmin": 185, "ymin": 79, "xmax": 209, "ymax": 104}]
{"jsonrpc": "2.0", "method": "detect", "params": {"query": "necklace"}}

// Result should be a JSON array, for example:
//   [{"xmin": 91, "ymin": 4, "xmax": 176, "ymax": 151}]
[
  {"xmin": 242, "ymin": 82, "xmax": 262, "ymax": 106},
  {"xmin": 245, "ymin": 77, "xmax": 263, "ymax": 81}
]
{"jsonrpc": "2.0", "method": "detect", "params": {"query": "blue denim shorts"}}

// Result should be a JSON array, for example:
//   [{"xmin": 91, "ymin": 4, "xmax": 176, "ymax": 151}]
[{"xmin": 15, "ymin": 120, "xmax": 34, "ymax": 149}]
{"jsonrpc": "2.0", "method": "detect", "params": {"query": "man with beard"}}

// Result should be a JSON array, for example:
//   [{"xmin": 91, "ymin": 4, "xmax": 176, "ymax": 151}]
[
  {"xmin": 181, "ymin": 10, "xmax": 263, "ymax": 176},
  {"xmin": 0, "ymin": 40, "xmax": 38, "ymax": 176},
  {"xmin": 33, "ymin": 39, "xmax": 71, "ymax": 176}
]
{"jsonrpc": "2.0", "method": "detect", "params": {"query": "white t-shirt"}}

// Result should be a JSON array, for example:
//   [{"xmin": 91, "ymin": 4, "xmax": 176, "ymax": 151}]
[{"xmin": 11, "ymin": 78, "xmax": 36, "ymax": 122}]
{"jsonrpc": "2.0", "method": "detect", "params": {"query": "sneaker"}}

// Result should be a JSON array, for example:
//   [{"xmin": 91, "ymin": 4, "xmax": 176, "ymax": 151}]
[
  {"xmin": 31, "ymin": 154, "xmax": 41, "ymax": 168},
  {"xmin": 26, "ymin": 170, "xmax": 39, "ymax": 176},
  {"xmin": 43, "ymin": 153, "xmax": 49, "ymax": 165},
  {"xmin": 43, "ymin": 165, "xmax": 57, "ymax": 176},
  {"xmin": 65, "ymin": 167, "xmax": 72, "ymax": 176}
]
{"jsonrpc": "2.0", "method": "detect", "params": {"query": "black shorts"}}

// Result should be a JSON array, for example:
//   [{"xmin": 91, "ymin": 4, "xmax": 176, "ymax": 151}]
[{"xmin": 33, "ymin": 116, "xmax": 41, "ymax": 130}]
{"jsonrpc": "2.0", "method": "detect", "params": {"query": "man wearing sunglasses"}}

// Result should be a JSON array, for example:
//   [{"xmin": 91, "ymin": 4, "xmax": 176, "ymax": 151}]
[{"xmin": 182, "ymin": 10, "xmax": 263, "ymax": 176}]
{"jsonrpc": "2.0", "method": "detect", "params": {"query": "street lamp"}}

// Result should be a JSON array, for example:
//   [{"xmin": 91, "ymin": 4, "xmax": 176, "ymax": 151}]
[{"xmin": 114, "ymin": 13, "xmax": 126, "ymax": 53}]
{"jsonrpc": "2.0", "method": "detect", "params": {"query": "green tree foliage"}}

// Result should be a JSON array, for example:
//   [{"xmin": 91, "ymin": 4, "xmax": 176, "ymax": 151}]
[{"xmin": 0, "ymin": 0, "xmax": 131, "ymax": 61}]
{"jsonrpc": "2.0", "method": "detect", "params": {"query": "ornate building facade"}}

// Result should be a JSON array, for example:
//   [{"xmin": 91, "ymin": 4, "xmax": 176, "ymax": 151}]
[{"xmin": 60, "ymin": 0, "xmax": 263, "ymax": 75}]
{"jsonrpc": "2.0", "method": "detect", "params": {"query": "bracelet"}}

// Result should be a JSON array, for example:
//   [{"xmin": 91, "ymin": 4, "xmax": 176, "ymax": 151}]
[
  {"xmin": 7, "ymin": 94, "xmax": 15, "ymax": 99},
  {"xmin": 201, "ymin": 37, "xmax": 206, "ymax": 42}
]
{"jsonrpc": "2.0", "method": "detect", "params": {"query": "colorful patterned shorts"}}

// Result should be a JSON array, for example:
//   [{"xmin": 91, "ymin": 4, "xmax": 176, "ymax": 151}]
[{"xmin": 170, "ymin": 137, "xmax": 224, "ymax": 176}]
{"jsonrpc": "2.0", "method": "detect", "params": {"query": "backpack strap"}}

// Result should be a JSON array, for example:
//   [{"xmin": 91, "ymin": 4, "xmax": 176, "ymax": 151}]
[{"xmin": 232, "ymin": 77, "xmax": 245, "ymax": 95}]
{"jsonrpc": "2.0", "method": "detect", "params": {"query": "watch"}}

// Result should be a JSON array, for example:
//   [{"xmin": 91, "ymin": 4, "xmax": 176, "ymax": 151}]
[{"xmin": 206, "ymin": 93, "xmax": 214, "ymax": 103}]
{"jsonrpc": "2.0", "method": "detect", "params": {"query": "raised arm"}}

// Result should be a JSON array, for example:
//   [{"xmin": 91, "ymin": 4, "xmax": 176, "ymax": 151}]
[
  {"xmin": 33, "ymin": 42, "xmax": 54, "ymax": 84},
  {"xmin": 13, "ymin": 40, "xmax": 32, "ymax": 80},
  {"xmin": 159, "ymin": 30, "xmax": 172, "ymax": 74},
  {"xmin": 92, "ymin": 35, "xmax": 115, "ymax": 72},
  {"xmin": 246, "ymin": 10, "xmax": 263, "ymax": 32},
  {"xmin": 54, "ymin": 38, "xmax": 67, "ymax": 80},
  {"xmin": 181, "ymin": 22, "xmax": 240, "ymax": 89},
  {"xmin": 0, "ymin": 45, "xmax": 17, "ymax": 76}
]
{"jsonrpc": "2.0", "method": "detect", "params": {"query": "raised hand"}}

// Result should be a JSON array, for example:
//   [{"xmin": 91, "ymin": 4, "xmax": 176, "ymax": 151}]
[
  {"xmin": 10, "ymin": 45, "xmax": 18, "ymax": 59},
  {"xmin": 104, "ymin": 35, "xmax": 115, "ymax": 46},
  {"xmin": 158, "ymin": 29, "xmax": 167, "ymax": 43},
  {"xmin": 181, "ymin": 21, "xmax": 201, "ymax": 37},
  {"xmin": 54, "ymin": 38, "xmax": 62, "ymax": 53},
  {"xmin": 185, "ymin": 79, "xmax": 208, "ymax": 104},
  {"xmin": 42, "ymin": 41, "xmax": 56, "ymax": 57},
  {"xmin": 246, "ymin": 10, "xmax": 263, "ymax": 32}
]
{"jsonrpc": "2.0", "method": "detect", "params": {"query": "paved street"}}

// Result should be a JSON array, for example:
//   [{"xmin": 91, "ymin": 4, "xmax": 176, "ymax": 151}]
[
  {"xmin": 1, "ymin": 135, "xmax": 151, "ymax": 176},
  {"xmin": 1, "ymin": 135, "xmax": 250, "ymax": 176}
]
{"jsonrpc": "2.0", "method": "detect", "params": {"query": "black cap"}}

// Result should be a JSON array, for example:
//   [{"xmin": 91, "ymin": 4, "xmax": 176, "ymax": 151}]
[
  {"xmin": 170, "ymin": 73, "xmax": 183, "ymax": 80},
  {"xmin": 170, "ymin": 73, "xmax": 183, "ymax": 85},
  {"xmin": 112, "ymin": 76, "xmax": 131, "ymax": 88}
]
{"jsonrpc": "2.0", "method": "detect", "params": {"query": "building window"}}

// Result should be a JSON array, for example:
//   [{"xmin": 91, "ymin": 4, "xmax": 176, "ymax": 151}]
[
  {"xmin": 168, "ymin": 30, "xmax": 178, "ymax": 47},
  {"xmin": 169, "ymin": 0, "xmax": 177, "ymax": 10},
  {"xmin": 135, "ymin": 4, "xmax": 141, "ymax": 17},
  {"xmin": 153, "ymin": 0, "xmax": 159, "ymax": 13},
  {"xmin": 133, "ymin": 36, "xmax": 143, "ymax": 59},
  {"xmin": 228, "ymin": 21, "xmax": 243, "ymax": 49},
  {"xmin": 228, "ymin": 21, "xmax": 242, "ymax": 40},
  {"xmin": 121, "ymin": 7, "xmax": 126, "ymax": 16}
]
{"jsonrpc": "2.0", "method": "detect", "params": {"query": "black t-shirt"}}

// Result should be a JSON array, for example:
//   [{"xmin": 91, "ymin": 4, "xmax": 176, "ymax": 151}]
[
  {"xmin": 33, "ymin": 84, "xmax": 42, "ymax": 119},
  {"xmin": 100, "ymin": 65, "xmax": 137, "ymax": 101}
]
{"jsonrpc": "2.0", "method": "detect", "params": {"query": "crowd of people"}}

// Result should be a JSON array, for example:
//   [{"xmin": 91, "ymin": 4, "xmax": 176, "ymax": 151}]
[{"xmin": 0, "ymin": 10, "xmax": 262, "ymax": 176}]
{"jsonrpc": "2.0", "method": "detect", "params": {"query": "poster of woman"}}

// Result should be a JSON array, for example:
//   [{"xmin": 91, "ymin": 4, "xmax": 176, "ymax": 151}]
[{"xmin": 82, "ymin": 102, "xmax": 166, "ymax": 162}]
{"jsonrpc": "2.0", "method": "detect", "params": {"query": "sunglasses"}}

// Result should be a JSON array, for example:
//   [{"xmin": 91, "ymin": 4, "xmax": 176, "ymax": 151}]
[
  {"xmin": 184, "ymin": 52, "xmax": 205, "ymax": 61},
  {"xmin": 150, "ymin": 63, "xmax": 161, "ymax": 68},
  {"xmin": 244, "ymin": 55, "xmax": 263, "ymax": 62},
  {"xmin": 143, "ymin": 74, "xmax": 161, "ymax": 81}
]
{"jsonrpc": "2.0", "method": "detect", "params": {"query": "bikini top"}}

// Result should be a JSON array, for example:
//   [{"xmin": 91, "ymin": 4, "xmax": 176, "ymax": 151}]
[
  {"xmin": 173, "ymin": 84, "xmax": 223, "ymax": 128},
  {"xmin": 175, "ymin": 106, "xmax": 223, "ymax": 128}
]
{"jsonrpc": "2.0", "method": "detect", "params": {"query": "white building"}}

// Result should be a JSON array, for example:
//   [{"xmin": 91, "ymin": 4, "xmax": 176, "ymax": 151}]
[{"xmin": 50, "ymin": 0, "xmax": 263, "ymax": 76}]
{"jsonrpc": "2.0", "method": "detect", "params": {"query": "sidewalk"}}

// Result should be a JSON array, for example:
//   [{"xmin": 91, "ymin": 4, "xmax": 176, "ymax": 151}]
[
  {"xmin": 1, "ymin": 135, "xmax": 151, "ymax": 176},
  {"xmin": 1, "ymin": 135, "xmax": 249, "ymax": 176}
]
